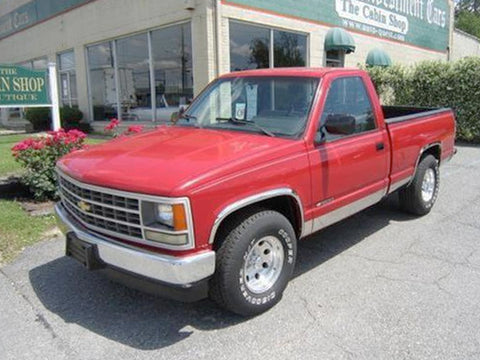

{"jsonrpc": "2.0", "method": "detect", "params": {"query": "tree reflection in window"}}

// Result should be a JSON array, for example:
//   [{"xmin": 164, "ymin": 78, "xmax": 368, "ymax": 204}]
[{"xmin": 230, "ymin": 21, "xmax": 307, "ymax": 71}]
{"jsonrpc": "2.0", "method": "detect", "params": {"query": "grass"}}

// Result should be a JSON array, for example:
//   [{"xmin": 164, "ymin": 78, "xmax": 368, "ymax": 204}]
[
  {"xmin": 0, "ymin": 200, "xmax": 56, "ymax": 265},
  {"xmin": 0, "ymin": 132, "xmax": 107, "ymax": 264},
  {"xmin": 0, "ymin": 134, "xmax": 29, "ymax": 177}
]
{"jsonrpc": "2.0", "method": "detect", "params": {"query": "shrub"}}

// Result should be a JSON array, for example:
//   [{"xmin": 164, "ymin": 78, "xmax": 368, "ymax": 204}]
[
  {"xmin": 60, "ymin": 106, "xmax": 92, "ymax": 133},
  {"xmin": 25, "ymin": 107, "xmax": 51, "ymax": 131},
  {"xmin": 11, "ymin": 129, "xmax": 86, "ymax": 200},
  {"xmin": 366, "ymin": 57, "xmax": 480, "ymax": 143}
]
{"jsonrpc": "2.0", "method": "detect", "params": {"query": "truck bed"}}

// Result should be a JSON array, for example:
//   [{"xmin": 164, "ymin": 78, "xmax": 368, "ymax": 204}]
[
  {"xmin": 383, "ymin": 105, "xmax": 456, "ymax": 191},
  {"xmin": 383, "ymin": 106, "xmax": 452, "ymax": 124}
]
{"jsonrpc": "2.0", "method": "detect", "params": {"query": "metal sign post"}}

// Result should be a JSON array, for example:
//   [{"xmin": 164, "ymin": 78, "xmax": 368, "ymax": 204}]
[{"xmin": 0, "ymin": 63, "xmax": 61, "ymax": 131}]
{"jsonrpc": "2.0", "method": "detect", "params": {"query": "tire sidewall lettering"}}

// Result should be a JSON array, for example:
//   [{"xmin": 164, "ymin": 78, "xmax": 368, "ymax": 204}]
[{"xmin": 238, "ymin": 227, "xmax": 292, "ymax": 306}]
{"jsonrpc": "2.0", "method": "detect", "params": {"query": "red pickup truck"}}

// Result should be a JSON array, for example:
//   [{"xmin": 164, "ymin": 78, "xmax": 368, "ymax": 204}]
[{"xmin": 55, "ymin": 68, "xmax": 455, "ymax": 316}]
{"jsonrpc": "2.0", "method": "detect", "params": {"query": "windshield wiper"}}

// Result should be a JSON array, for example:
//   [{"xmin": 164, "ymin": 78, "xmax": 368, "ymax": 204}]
[
  {"xmin": 175, "ymin": 113, "xmax": 202, "ymax": 128},
  {"xmin": 215, "ymin": 117, "xmax": 275, "ymax": 137},
  {"xmin": 179, "ymin": 113, "xmax": 197, "ymax": 122}
]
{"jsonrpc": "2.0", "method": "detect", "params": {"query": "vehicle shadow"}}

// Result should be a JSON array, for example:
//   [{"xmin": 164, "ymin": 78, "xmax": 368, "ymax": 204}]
[
  {"xmin": 28, "ymin": 194, "xmax": 414, "ymax": 350},
  {"xmin": 293, "ymin": 193, "xmax": 415, "ymax": 278}
]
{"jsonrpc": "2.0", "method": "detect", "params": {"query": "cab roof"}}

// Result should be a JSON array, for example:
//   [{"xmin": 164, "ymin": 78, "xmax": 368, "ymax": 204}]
[{"xmin": 220, "ymin": 67, "xmax": 365, "ymax": 78}]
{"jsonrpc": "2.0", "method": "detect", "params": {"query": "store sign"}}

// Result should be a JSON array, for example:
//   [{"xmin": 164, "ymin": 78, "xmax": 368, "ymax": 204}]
[
  {"xmin": 0, "ymin": 65, "xmax": 49, "ymax": 106},
  {"xmin": 225, "ymin": 0, "xmax": 450, "ymax": 51},
  {"xmin": 0, "ymin": 0, "xmax": 93, "ymax": 40}
]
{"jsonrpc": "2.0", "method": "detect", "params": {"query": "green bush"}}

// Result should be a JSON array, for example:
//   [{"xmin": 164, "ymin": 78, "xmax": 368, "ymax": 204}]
[
  {"xmin": 25, "ymin": 106, "xmax": 92, "ymax": 133},
  {"xmin": 366, "ymin": 57, "xmax": 480, "ymax": 143},
  {"xmin": 11, "ymin": 129, "xmax": 86, "ymax": 200},
  {"xmin": 60, "ymin": 106, "xmax": 92, "ymax": 133},
  {"xmin": 25, "ymin": 107, "xmax": 51, "ymax": 131}
]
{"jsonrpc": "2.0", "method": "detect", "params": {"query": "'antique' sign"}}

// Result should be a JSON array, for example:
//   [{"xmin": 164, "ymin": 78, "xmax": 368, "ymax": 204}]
[{"xmin": 0, "ymin": 65, "xmax": 49, "ymax": 106}]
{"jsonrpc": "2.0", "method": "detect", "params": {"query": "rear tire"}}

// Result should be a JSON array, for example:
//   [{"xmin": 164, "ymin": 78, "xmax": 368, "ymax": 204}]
[
  {"xmin": 399, "ymin": 154, "xmax": 439, "ymax": 215},
  {"xmin": 210, "ymin": 210, "xmax": 297, "ymax": 316}
]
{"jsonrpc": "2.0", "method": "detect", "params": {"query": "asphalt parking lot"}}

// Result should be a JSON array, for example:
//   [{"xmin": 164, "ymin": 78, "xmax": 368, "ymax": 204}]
[{"xmin": 1, "ymin": 144, "xmax": 480, "ymax": 360}]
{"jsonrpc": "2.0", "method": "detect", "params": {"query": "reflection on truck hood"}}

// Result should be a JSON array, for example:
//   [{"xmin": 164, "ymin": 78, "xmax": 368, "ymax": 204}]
[{"xmin": 57, "ymin": 126, "xmax": 298, "ymax": 196}]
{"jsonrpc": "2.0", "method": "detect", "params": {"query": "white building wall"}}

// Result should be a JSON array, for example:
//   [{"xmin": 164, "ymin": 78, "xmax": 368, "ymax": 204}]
[{"xmin": 451, "ymin": 29, "xmax": 480, "ymax": 61}]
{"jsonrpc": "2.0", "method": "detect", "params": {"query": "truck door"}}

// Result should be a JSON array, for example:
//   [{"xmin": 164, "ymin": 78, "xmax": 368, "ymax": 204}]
[{"xmin": 306, "ymin": 75, "xmax": 390, "ymax": 231}]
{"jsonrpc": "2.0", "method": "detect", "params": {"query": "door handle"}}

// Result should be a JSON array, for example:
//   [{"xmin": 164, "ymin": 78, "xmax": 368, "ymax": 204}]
[{"xmin": 376, "ymin": 142, "xmax": 385, "ymax": 151}]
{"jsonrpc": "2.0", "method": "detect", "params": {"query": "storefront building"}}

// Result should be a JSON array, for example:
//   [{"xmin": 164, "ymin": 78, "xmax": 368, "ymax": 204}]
[{"xmin": 0, "ymin": 0, "xmax": 462, "ymax": 128}]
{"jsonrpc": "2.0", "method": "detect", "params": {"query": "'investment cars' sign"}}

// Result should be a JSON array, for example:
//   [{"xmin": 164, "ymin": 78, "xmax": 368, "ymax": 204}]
[
  {"xmin": 225, "ymin": 0, "xmax": 450, "ymax": 52},
  {"xmin": 0, "ymin": 65, "xmax": 49, "ymax": 106}
]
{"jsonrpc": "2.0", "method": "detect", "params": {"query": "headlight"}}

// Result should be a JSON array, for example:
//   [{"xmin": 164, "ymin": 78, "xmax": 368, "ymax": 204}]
[
  {"xmin": 141, "ymin": 201, "xmax": 190, "ymax": 246},
  {"xmin": 155, "ymin": 204, "xmax": 175, "ymax": 227}
]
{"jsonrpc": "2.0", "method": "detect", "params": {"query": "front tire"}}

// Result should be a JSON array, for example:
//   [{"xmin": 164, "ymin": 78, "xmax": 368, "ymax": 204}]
[
  {"xmin": 399, "ymin": 154, "xmax": 439, "ymax": 215},
  {"xmin": 210, "ymin": 210, "xmax": 297, "ymax": 316}
]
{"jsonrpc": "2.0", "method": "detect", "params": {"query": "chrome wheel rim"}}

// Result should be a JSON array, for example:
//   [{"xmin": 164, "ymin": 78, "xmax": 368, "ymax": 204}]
[
  {"xmin": 243, "ymin": 236, "xmax": 284, "ymax": 294},
  {"xmin": 421, "ymin": 168, "xmax": 436, "ymax": 202}
]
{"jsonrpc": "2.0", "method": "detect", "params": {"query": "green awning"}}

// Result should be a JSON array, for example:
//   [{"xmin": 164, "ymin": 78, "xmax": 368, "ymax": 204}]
[
  {"xmin": 366, "ymin": 48, "xmax": 392, "ymax": 67},
  {"xmin": 324, "ymin": 27, "xmax": 356, "ymax": 53}
]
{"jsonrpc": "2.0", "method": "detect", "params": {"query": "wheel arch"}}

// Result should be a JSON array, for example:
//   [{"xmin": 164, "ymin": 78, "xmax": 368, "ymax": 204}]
[
  {"xmin": 408, "ymin": 142, "xmax": 441, "ymax": 186},
  {"xmin": 209, "ymin": 188, "xmax": 304, "ymax": 245}
]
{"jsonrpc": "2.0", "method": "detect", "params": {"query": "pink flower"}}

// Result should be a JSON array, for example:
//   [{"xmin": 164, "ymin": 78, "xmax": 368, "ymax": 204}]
[
  {"xmin": 126, "ymin": 125, "xmax": 144, "ymax": 134},
  {"xmin": 67, "ymin": 129, "xmax": 87, "ymax": 140},
  {"xmin": 12, "ymin": 141, "xmax": 29, "ymax": 152},
  {"xmin": 32, "ymin": 140, "xmax": 45, "ymax": 150},
  {"xmin": 104, "ymin": 118, "xmax": 120, "ymax": 131}
]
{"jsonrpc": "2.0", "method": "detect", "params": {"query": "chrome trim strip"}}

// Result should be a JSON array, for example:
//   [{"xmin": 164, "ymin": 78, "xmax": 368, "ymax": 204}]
[
  {"xmin": 303, "ymin": 189, "xmax": 386, "ymax": 236},
  {"xmin": 59, "ymin": 182, "xmax": 140, "ymax": 214},
  {"xmin": 56, "ymin": 168, "xmax": 196, "ymax": 251},
  {"xmin": 208, "ymin": 188, "xmax": 305, "ymax": 244},
  {"xmin": 55, "ymin": 203, "xmax": 215, "ymax": 285},
  {"xmin": 407, "ymin": 142, "xmax": 441, "ymax": 187},
  {"xmin": 388, "ymin": 176, "xmax": 412, "ymax": 194}
]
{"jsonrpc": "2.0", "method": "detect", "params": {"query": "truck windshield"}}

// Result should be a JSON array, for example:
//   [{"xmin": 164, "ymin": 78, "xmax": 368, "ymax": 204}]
[{"xmin": 178, "ymin": 76, "xmax": 319, "ymax": 138}]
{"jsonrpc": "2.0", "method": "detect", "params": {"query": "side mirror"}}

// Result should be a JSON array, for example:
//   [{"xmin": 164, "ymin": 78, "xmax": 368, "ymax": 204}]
[
  {"xmin": 324, "ymin": 114, "xmax": 356, "ymax": 135},
  {"xmin": 170, "ymin": 107, "xmax": 185, "ymax": 123}
]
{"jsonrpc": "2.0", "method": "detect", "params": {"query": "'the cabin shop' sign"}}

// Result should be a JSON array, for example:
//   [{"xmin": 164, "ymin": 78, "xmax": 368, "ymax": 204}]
[{"xmin": 0, "ymin": 65, "xmax": 49, "ymax": 106}]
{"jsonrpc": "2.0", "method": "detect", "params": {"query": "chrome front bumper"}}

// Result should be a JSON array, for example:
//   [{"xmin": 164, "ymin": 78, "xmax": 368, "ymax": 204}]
[{"xmin": 55, "ymin": 202, "xmax": 215, "ymax": 286}]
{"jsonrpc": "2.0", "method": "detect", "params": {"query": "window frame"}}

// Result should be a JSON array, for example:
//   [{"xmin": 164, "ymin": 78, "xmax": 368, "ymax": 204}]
[
  {"xmin": 317, "ymin": 75, "xmax": 379, "ymax": 143},
  {"xmin": 229, "ymin": 19, "xmax": 309, "ymax": 71},
  {"xmin": 57, "ymin": 49, "xmax": 77, "ymax": 107}
]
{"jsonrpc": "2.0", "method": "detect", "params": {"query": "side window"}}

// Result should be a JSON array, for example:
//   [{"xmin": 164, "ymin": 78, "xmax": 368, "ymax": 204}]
[{"xmin": 318, "ymin": 77, "xmax": 376, "ymax": 141}]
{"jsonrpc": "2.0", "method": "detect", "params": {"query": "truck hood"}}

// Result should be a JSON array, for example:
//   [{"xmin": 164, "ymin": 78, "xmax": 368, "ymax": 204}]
[{"xmin": 57, "ymin": 126, "xmax": 300, "ymax": 196}]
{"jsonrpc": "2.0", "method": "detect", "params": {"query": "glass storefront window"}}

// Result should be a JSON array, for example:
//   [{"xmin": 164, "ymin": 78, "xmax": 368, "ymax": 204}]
[
  {"xmin": 87, "ymin": 42, "xmax": 117, "ymax": 120},
  {"xmin": 116, "ymin": 33, "xmax": 150, "ymax": 120},
  {"xmin": 273, "ymin": 30, "xmax": 306, "ymax": 67},
  {"xmin": 229, "ymin": 21, "xmax": 307, "ymax": 71},
  {"xmin": 151, "ymin": 23, "xmax": 193, "ymax": 122},
  {"xmin": 58, "ymin": 50, "xmax": 78, "ymax": 106},
  {"xmin": 230, "ymin": 22, "xmax": 270, "ymax": 71},
  {"xmin": 86, "ymin": 23, "xmax": 193, "ymax": 122}
]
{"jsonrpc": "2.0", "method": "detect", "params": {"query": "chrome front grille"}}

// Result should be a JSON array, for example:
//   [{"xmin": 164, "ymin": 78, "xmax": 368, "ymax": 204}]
[{"xmin": 58, "ymin": 172, "xmax": 143, "ymax": 240}]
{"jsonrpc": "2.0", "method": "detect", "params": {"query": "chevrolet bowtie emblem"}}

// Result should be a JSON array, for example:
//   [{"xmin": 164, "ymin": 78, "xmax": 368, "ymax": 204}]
[{"xmin": 77, "ymin": 200, "xmax": 91, "ymax": 212}]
